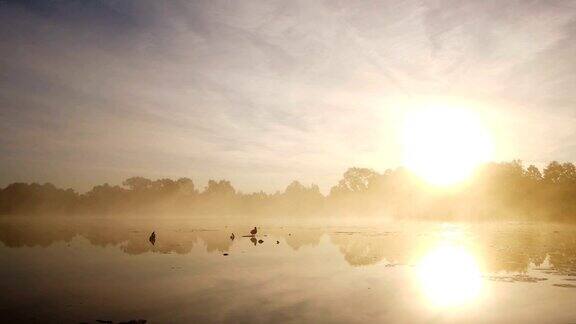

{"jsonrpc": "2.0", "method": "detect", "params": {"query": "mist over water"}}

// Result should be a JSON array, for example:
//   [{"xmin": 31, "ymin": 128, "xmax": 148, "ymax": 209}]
[
  {"xmin": 3, "ymin": 161, "xmax": 576, "ymax": 322},
  {"xmin": 4, "ymin": 160, "xmax": 576, "ymax": 223},
  {"xmin": 2, "ymin": 215, "xmax": 576, "ymax": 323}
]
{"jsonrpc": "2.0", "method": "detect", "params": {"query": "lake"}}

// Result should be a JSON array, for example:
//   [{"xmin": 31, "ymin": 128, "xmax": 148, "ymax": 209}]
[{"xmin": 1, "ymin": 216, "xmax": 576, "ymax": 323}]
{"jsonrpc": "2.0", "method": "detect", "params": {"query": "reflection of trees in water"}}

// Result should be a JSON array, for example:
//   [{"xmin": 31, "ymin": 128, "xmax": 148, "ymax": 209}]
[
  {"xmin": 330, "ymin": 226, "xmax": 576, "ymax": 273},
  {"xmin": 0, "ymin": 219, "xmax": 233, "ymax": 255},
  {"xmin": 329, "ymin": 232, "xmax": 408, "ymax": 266},
  {"xmin": 0, "ymin": 222, "xmax": 77, "ymax": 248},
  {"xmin": 279, "ymin": 229, "xmax": 324, "ymax": 251},
  {"xmin": 468, "ymin": 227, "xmax": 576, "ymax": 275},
  {"xmin": 2, "ymin": 219, "xmax": 576, "ymax": 274},
  {"xmin": 478, "ymin": 229, "xmax": 548, "ymax": 273},
  {"xmin": 0, "ymin": 220, "xmax": 325, "ymax": 255},
  {"xmin": 284, "ymin": 234, "xmax": 322, "ymax": 250},
  {"xmin": 95, "ymin": 229, "xmax": 235, "ymax": 255}
]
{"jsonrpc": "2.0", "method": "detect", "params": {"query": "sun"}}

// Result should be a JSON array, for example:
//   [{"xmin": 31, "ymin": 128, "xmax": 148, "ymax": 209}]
[{"xmin": 402, "ymin": 104, "xmax": 494, "ymax": 186}]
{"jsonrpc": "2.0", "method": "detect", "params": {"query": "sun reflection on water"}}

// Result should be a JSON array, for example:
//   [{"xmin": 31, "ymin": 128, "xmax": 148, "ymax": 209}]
[{"xmin": 417, "ymin": 241, "xmax": 483, "ymax": 308}]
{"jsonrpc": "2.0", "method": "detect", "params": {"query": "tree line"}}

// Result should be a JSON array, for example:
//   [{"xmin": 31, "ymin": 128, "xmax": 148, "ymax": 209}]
[{"xmin": 1, "ymin": 160, "xmax": 576, "ymax": 221}]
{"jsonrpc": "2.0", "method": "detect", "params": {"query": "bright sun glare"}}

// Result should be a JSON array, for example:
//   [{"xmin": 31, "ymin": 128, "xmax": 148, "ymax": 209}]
[
  {"xmin": 402, "ymin": 105, "xmax": 494, "ymax": 186},
  {"xmin": 417, "ymin": 243, "xmax": 483, "ymax": 308}
]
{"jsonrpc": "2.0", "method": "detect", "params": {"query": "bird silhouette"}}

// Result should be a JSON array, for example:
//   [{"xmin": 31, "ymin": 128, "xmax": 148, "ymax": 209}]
[
  {"xmin": 149, "ymin": 231, "xmax": 156, "ymax": 245},
  {"xmin": 250, "ymin": 237, "xmax": 257, "ymax": 246},
  {"xmin": 250, "ymin": 227, "xmax": 257, "ymax": 235},
  {"xmin": 230, "ymin": 233, "xmax": 235, "ymax": 240}
]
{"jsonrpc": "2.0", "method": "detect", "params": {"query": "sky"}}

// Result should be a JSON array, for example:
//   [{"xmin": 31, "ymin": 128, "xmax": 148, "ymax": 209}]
[{"xmin": 1, "ymin": 0, "xmax": 576, "ymax": 193}]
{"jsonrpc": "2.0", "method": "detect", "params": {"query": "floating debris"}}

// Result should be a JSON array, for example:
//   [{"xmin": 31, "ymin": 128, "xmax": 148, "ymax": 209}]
[
  {"xmin": 95, "ymin": 319, "xmax": 146, "ymax": 323},
  {"xmin": 230, "ymin": 233, "xmax": 235, "ymax": 240},
  {"xmin": 484, "ymin": 274, "xmax": 548, "ymax": 283},
  {"xmin": 258, "ymin": 239, "xmax": 264, "ymax": 244},
  {"xmin": 276, "ymin": 240, "xmax": 280, "ymax": 244},
  {"xmin": 538, "ymin": 268, "xmax": 576, "ymax": 276},
  {"xmin": 149, "ymin": 231, "xmax": 156, "ymax": 245},
  {"xmin": 223, "ymin": 253, "xmax": 229, "ymax": 256},
  {"xmin": 250, "ymin": 237, "xmax": 257, "ymax": 246},
  {"xmin": 553, "ymin": 283, "xmax": 576, "ymax": 288}
]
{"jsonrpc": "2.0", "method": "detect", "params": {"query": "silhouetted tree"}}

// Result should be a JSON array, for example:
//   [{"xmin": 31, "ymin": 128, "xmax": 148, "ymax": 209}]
[
  {"xmin": 329, "ymin": 168, "xmax": 379, "ymax": 196},
  {"xmin": 203, "ymin": 180, "xmax": 235, "ymax": 196},
  {"xmin": 123, "ymin": 177, "xmax": 153, "ymax": 191},
  {"xmin": 3, "ymin": 160, "xmax": 576, "ymax": 221},
  {"xmin": 526, "ymin": 165, "xmax": 543, "ymax": 181},
  {"xmin": 0, "ymin": 182, "xmax": 78, "ymax": 215}
]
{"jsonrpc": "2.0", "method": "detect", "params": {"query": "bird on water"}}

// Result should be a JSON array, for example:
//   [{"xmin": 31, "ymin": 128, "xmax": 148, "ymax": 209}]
[
  {"xmin": 149, "ymin": 231, "xmax": 156, "ymax": 245},
  {"xmin": 250, "ymin": 227, "xmax": 257, "ymax": 235}
]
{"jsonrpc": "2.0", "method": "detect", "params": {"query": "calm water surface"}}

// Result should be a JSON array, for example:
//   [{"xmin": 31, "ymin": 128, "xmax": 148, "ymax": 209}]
[{"xmin": 1, "ymin": 216, "xmax": 576, "ymax": 323}]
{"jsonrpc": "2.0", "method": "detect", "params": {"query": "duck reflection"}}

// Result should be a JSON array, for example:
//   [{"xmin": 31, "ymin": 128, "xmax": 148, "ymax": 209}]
[{"xmin": 148, "ymin": 231, "xmax": 156, "ymax": 245}]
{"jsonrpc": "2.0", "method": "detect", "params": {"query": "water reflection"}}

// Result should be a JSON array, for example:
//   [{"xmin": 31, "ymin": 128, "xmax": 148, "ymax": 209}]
[
  {"xmin": 2, "ymin": 217, "xmax": 576, "ymax": 274},
  {"xmin": 3, "ymin": 217, "xmax": 576, "ymax": 322},
  {"xmin": 417, "ymin": 243, "xmax": 482, "ymax": 307}
]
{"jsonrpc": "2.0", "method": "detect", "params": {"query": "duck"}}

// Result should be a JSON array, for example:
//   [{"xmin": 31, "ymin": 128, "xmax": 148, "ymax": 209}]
[{"xmin": 250, "ymin": 227, "xmax": 258, "ymax": 235}]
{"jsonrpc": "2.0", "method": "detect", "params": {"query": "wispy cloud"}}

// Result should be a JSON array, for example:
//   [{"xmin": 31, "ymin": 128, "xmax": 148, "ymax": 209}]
[{"xmin": 1, "ymin": 0, "xmax": 575, "ymax": 192}]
